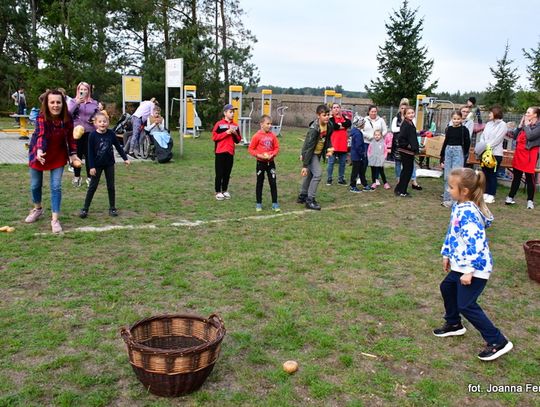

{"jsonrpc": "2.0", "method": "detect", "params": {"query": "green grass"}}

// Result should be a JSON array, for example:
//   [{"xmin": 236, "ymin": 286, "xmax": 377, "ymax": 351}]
[{"xmin": 0, "ymin": 127, "xmax": 539, "ymax": 406}]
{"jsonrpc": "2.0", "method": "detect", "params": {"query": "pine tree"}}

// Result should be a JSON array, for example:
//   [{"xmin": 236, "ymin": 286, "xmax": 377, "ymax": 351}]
[
  {"xmin": 483, "ymin": 42, "xmax": 519, "ymax": 109},
  {"xmin": 523, "ymin": 40, "xmax": 540, "ymax": 92},
  {"xmin": 365, "ymin": 0, "xmax": 437, "ymax": 106}
]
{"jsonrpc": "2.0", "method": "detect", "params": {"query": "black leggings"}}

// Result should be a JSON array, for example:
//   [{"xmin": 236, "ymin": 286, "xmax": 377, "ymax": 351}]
[
  {"xmin": 350, "ymin": 160, "xmax": 368, "ymax": 187},
  {"xmin": 74, "ymin": 132, "xmax": 91, "ymax": 178},
  {"xmin": 83, "ymin": 165, "xmax": 116, "ymax": 210},
  {"xmin": 215, "ymin": 153, "xmax": 234, "ymax": 193},
  {"xmin": 371, "ymin": 166, "xmax": 387, "ymax": 184},
  {"xmin": 256, "ymin": 160, "xmax": 278, "ymax": 204},
  {"xmin": 509, "ymin": 169, "xmax": 536, "ymax": 201},
  {"xmin": 394, "ymin": 153, "xmax": 414, "ymax": 194}
]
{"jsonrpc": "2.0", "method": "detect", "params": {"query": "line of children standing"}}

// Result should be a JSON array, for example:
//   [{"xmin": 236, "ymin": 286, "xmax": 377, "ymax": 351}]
[
  {"xmin": 248, "ymin": 115, "xmax": 281, "ymax": 212},
  {"xmin": 79, "ymin": 112, "xmax": 131, "ymax": 218}
]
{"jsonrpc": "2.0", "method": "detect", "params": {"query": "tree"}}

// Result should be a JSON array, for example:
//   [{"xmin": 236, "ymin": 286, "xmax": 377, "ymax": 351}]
[
  {"xmin": 365, "ymin": 0, "xmax": 437, "ymax": 106},
  {"xmin": 523, "ymin": 40, "xmax": 540, "ymax": 92},
  {"xmin": 483, "ymin": 42, "xmax": 519, "ymax": 110}
]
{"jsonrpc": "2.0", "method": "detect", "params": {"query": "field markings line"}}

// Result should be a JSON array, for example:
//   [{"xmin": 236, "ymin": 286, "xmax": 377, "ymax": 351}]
[{"xmin": 34, "ymin": 201, "xmax": 387, "ymax": 235}]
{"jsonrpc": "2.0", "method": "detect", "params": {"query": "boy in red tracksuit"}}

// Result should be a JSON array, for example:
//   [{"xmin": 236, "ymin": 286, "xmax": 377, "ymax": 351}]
[
  {"xmin": 212, "ymin": 104, "xmax": 242, "ymax": 200},
  {"xmin": 248, "ymin": 115, "xmax": 281, "ymax": 212}
]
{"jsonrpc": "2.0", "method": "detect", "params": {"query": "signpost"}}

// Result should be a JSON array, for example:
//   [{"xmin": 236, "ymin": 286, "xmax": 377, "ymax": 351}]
[
  {"xmin": 165, "ymin": 58, "xmax": 184, "ymax": 156},
  {"xmin": 122, "ymin": 75, "xmax": 142, "ymax": 113}
]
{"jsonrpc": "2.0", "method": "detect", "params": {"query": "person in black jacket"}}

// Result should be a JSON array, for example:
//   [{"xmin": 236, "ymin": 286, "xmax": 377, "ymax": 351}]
[
  {"xmin": 394, "ymin": 107, "xmax": 419, "ymax": 197},
  {"xmin": 297, "ymin": 104, "xmax": 334, "ymax": 210},
  {"xmin": 79, "ymin": 112, "xmax": 131, "ymax": 218}
]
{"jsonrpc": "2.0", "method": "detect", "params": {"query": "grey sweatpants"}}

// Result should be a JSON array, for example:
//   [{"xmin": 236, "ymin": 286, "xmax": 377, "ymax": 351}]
[{"xmin": 300, "ymin": 154, "xmax": 322, "ymax": 199}]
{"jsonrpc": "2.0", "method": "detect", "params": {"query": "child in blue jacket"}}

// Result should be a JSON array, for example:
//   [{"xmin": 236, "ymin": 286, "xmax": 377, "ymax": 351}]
[{"xmin": 349, "ymin": 115, "xmax": 372, "ymax": 193}]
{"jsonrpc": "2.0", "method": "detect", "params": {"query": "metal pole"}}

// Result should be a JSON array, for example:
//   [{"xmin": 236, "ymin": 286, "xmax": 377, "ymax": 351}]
[
  {"xmin": 179, "ymin": 86, "xmax": 184, "ymax": 157},
  {"xmin": 122, "ymin": 76, "xmax": 125, "ymax": 114},
  {"xmin": 165, "ymin": 87, "xmax": 169, "ymax": 131}
]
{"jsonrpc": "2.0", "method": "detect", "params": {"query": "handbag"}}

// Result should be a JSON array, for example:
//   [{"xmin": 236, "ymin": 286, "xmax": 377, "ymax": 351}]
[{"xmin": 481, "ymin": 144, "xmax": 497, "ymax": 169}]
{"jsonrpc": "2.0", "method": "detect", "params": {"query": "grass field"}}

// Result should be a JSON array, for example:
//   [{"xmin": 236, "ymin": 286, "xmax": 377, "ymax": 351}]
[{"xmin": 0, "ymin": 126, "xmax": 539, "ymax": 406}]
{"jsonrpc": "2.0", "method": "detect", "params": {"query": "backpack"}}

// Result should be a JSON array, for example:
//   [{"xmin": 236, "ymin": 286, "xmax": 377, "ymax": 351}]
[
  {"xmin": 152, "ymin": 132, "xmax": 173, "ymax": 163},
  {"xmin": 480, "ymin": 144, "xmax": 497, "ymax": 170}
]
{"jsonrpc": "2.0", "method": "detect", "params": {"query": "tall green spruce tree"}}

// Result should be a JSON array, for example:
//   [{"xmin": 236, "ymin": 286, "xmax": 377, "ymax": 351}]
[
  {"xmin": 483, "ymin": 42, "xmax": 519, "ymax": 110},
  {"xmin": 365, "ymin": 0, "xmax": 437, "ymax": 106},
  {"xmin": 515, "ymin": 40, "xmax": 540, "ymax": 110},
  {"xmin": 523, "ymin": 41, "xmax": 540, "ymax": 92}
]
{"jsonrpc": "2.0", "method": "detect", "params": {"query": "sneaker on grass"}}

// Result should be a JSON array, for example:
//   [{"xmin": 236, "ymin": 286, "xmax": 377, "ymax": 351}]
[
  {"xmin": 25, "ymin": 207, "xmax": 43, "ymax": 223},
  {"xmin": 255, "ymin": 203, "xmax": 262, "ymax": 212},
  {"xmin": 505, "ymin": 196, "xmax": 515, "ymax": 205},
  {"xmin": 215, "ymin": 192, "xmax": 225, "ymax": 201},
  {"xmin": 433, "ymin": 322, "xmax": 467, "ymax": 337},
  {"xmin": 477, "ymin": 339, "xmax": 513, "ymax": 361}
]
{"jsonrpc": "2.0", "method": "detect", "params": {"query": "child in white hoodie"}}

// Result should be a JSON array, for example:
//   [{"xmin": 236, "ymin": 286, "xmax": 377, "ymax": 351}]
[{"xmin": 368, "ymin": 130, "xmax": 391, "ymax": 189}]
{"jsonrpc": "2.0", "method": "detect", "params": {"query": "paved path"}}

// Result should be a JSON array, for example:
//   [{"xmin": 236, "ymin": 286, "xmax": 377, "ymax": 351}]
[
  {"xmin": 0, "ymin": 132, "xmax": 28, "ymax": 164},
  {"xmin": 0, "ymin": 131, "xmax": 143, "ymax": 164}
]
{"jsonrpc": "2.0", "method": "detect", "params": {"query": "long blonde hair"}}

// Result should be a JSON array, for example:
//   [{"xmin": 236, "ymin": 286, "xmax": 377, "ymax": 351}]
[{"xmin": 450, "ymin": 168, "xmax": 489, "ymax": 216}]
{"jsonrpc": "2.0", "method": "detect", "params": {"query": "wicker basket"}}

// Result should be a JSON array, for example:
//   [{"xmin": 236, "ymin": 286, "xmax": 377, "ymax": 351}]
[
  {"xmin": 524, "ymin": 241, "xmax": 540, "ymax": 284},
  {"xmin": 121, "ymin": 313, "xmax": 226, "ymax": 397}
]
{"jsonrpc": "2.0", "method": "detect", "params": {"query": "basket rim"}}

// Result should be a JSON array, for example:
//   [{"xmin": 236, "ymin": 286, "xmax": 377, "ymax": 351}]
[
  {"xmin": 524, "ymin": 240, "xmax": 540, "ymax": 252},
  {"xmin": 120, "ymin": 313, "xmax": 226, "ymax": 357}
]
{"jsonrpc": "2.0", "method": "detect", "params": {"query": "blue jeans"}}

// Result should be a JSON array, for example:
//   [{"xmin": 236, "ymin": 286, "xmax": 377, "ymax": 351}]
[
  {"xmin": 395, "ymin": 159, "xmax": 417, "ymax": 180},
  {"xmin": 131, "ymin": 115, "xmax": 143, "ymax": 151},
  {"xmin": 443, "ymin": 146, "xmax": 464, "ymax": 201},
  {"xmin": 327, "ymin": 152, "xmax": 347, "ymax": 181},
  {"xmin": 30, "ymin": 166, "xmax": 64, "ymax": 213},
  {"xmin": 440, "ymin": 271, "xmax": 505, "ymax": 344}
]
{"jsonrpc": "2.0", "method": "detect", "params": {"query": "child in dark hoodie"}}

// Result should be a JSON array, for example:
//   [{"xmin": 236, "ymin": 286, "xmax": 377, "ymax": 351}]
[
  {"xmin": 348, "ymin": 115, "xmax": 372, "ymax": 193},
  {"xmin": 297, "ymin": 104, "xmax": 334, "ymax": 210}
]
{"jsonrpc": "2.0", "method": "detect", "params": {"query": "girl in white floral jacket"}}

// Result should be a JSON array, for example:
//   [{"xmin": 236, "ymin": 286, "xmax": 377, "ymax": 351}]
[{"xmin": 433, "ymin": 168, "xmax": 513, "ymax": 361}]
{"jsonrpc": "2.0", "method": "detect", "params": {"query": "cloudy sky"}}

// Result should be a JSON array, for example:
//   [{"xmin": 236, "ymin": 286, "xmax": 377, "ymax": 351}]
[{"xmin": 240, "ymin": 0, "xmax": 538, "ymax": 93}]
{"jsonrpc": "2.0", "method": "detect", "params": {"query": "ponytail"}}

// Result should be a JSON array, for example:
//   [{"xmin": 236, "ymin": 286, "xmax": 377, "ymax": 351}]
[{"xmin": 450, "ymin": 168, "xmax": 490, "ymax": 216}]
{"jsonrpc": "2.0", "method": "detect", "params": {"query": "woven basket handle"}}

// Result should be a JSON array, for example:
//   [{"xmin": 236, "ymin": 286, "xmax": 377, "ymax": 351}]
[
  {"xmin": 208, "ymin": 313, "xmax": 224, "ymax": 328},
  {"xmin": 120, "ymin": 327, "xmax": 132, "ymax": 343}
]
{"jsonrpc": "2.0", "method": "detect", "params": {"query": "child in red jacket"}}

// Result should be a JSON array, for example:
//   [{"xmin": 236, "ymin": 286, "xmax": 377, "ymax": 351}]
[
  {"xmin": 248, "ymin": 115, "xmax": 281, "ymax": 212},
  {"xmin": 212, "ymin": 104, "xmax": 242, "ymax": 200}
]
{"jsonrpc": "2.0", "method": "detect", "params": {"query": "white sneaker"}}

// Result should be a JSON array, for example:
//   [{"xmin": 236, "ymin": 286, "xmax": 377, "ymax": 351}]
[
  {"xmin": 375, "ymin": 179, "xmax": 381, "ymax": 186},
  {"xmin": 484, "ymin": 194, "xmax": 495, "ymax": 204},
  {"xmin": 483, "ymin": 193, "xmax": 489, "ymax": 201},
  {"xmin": 222, "ymin": 191, "xmax": 231, "ymax": 199},
  {"xmin": 72, "ymin": 177, "xmax": 81, "ymax": 187},
  {"xmin": 215, "ymin": 192, "xmax": 225, "ymax": 201},
  {"xmin": 527, "ymin": 200, "xmax": 534, "ymax": 209},
  {"xmin": 505, "ymin": 196, "xmax": 515, "ymax": 205}
]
